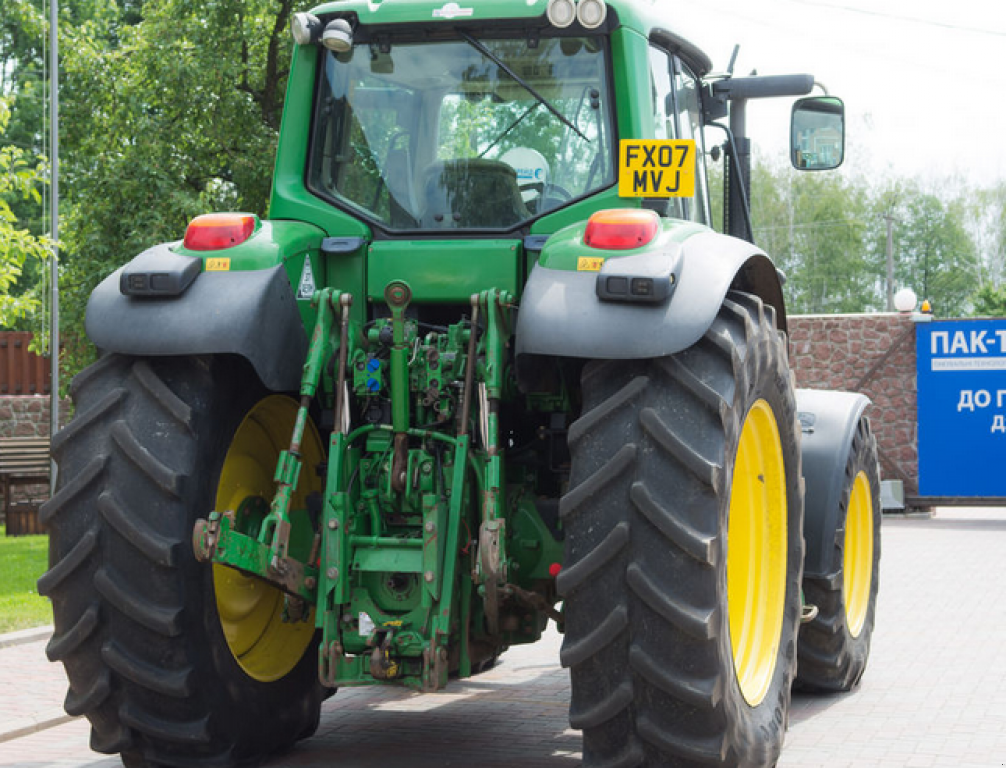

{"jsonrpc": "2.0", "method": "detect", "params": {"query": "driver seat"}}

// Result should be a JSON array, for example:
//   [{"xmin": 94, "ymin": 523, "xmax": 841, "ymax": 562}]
[{"xmin": 419, "ymin": 159, "xmax": 529, "ymax": 229}]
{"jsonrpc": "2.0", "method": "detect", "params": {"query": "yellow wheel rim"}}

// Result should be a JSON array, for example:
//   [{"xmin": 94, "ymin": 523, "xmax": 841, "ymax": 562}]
[
  {"xmin": 213, "ymin": 395, "xmax": 323, "ymax": 682},
  {"xmin": 843, "ymin": 471, "xmax": 874, "ymax": 638},
  {"xmin": 727, "ymin": 399, "xmax": 788, "ymax": 707}
]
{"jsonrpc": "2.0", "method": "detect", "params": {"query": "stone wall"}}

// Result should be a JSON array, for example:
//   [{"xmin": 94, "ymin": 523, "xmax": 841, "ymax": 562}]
[
  {"xmin": 0, "ymin": 395, "xmax": 67, "ymax": 438},
  {"xmin": 789, "ymin": 312, "xmax": 919, "ymax": 494},
  {"xmin": 1, "ymin": 395, "xmax": 69, "ymax": 521}
]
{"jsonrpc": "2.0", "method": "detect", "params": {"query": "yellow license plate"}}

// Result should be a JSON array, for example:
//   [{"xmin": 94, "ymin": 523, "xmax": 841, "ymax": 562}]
[{"xmin": 618, "ymin": 139, "xmax": 696, "ymax": 198}]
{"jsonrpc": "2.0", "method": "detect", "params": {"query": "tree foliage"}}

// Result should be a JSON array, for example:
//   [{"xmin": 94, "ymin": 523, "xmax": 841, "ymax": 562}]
[
  {"xmin": 0, "ymin": 96, "xmax": 50, "ymax": 336},
  {"xmin": 750, "ymin": 160, "xmax": 874, "ymax": 314},
  {"xmin": 54, "ymin": 0, "xmax": 293, "ymax": 371},
  {"xmin": 708, "ymin": 155, "xmax": 989, "ymax": 318},
  {"xmin": 971, "ymin": 284, "xmax": 1006, "ymax": 318},
  {"xmin": 872, "ymin": 180, "xmax": 979, "ymax": 318}
]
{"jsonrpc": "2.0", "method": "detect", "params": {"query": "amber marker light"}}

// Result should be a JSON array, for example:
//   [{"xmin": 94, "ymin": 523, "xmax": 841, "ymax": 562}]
[
  {"xmin": 183, "ymin": 213, "xmax": 257, "ymax": 251},
  {"xmin": 584, "ymin": 208, "xmax": 660, "ymax": 250}
]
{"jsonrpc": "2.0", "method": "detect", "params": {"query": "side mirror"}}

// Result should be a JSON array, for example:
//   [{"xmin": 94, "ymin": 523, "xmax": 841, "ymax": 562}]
[{"xmin": 790, "ymin": 96, "xmax": 845, "ymax": 171}]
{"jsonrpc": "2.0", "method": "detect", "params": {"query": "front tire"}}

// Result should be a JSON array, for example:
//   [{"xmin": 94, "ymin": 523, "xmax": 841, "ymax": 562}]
[
  {"xmin": 559, "ymin": 292, "xmax": 804, "ymax": 767},
  {"xmin": 796, "ymin": 417, "xmax": 881, "ymax": 692},
  {"xmin": 39, "ymin": 355, "xmax": 324, "ymax": 767}
]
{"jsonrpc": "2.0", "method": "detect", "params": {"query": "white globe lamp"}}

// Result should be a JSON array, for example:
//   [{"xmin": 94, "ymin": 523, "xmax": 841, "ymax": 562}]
[{"xmin": 894, "ymin": 287, "xmax": 917, "ymax": 313}]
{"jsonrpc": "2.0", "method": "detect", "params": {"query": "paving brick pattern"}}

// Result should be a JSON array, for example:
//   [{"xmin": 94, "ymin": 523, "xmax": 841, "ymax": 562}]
[{"xmin": 3, "ymin": 509, "xmax": 1005, "ymax": 767}]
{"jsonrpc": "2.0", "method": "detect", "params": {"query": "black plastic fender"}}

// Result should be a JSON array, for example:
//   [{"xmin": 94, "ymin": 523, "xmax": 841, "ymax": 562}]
[
  {"xmin": 515, "ymin": 229, "xmax": 786, "ymax": 361},
  {"xmin": 86, "ymin": 259, "xmax": 306, "ymax": 392},
  {"xmin": 795, "ymin": 388, "xmax": 872, "ymax": 578}
]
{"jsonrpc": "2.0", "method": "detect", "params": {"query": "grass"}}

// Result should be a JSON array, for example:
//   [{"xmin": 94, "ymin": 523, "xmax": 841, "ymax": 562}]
[{"xmin": 0, "ymin": 525, "xmax": 52, "ymax": 633}]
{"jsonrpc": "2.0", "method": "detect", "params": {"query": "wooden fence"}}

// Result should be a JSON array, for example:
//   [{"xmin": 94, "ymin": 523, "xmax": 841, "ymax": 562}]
[{"xmin": 0, "ymin": 333, "xmax": 50, "ymax": 395}]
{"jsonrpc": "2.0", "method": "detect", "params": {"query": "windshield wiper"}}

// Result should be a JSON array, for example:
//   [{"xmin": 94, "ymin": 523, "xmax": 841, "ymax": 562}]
[
  {"xmin": 479, "ymin": 102, "xmax": 539, "ymax": 158},
  {"xmin": 457, "ymin": 30, "xmax": 589, "ymax": 143}
]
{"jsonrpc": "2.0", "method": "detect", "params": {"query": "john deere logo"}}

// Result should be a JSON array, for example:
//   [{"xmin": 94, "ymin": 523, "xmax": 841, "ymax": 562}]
[{"xmin": 433, "ymin": 3, "xmax": 474, "ymax": 19}]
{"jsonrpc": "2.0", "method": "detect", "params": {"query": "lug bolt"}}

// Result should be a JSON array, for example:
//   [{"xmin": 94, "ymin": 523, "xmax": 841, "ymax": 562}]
[
  {"xmin": 424, "ymin": 570, "xmax": 434, "ymax": 583},
  {"xmin": 425, "ymin": 521, "xmax": 435, "ymax": 533},
  {"xmin": 328, "ymin": 519, "xmax": 339, "ymax": 530},
  {"xmin": 327, "ymin": 567, "xmax": 339, "ymax": 580}
]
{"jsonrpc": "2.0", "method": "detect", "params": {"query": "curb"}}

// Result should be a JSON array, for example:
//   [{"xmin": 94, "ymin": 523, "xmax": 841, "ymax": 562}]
[
  {"xmin": 0, "ymin": 625, "xmax": 76, "ymax": 745},
  {"xmin": 0, "ymin": 625, "xmax": 52, "ymax": 650},
  {"xmin": 0, "ymin": 710, "xmax": 77, "ymax": 744}
]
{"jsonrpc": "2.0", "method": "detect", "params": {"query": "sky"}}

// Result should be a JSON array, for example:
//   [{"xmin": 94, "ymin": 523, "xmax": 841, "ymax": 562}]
[{"xmin": 670, "ymin": 0, "xmax": 1006, "ymax": 187}]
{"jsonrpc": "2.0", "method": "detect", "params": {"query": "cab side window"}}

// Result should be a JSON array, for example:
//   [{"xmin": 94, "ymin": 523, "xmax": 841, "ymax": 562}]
[
  {"xmin": 673, "ymin": 58, "xmax": 711, "ymax": 225},
  {"xmin": 648, "ymin": 46, "xmax": 685, "ymax": 219}
]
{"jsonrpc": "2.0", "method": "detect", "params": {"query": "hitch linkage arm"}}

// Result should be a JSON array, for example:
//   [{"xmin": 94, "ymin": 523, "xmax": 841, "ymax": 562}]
[{"xmin": 193, "ymin": 288, "xmax": 352, "ymax": 602}]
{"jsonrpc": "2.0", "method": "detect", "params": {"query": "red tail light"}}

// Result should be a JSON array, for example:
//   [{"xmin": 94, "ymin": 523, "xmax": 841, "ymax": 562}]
[
  {"xmin": 183, "ymin": 213, "xmax": 257, "ymax": 251},
  {"xmin": 584, "ymin": 209, "xmax": 660, "ymax": 250}
]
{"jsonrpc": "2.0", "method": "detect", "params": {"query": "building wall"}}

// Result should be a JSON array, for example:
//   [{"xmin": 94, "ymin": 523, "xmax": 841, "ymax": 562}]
[{"xmin": 789, "ymin": 312, "xmax": 919, "ymax": 494}]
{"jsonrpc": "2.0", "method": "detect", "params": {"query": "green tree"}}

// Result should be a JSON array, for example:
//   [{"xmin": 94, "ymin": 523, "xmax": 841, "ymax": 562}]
[
  {"xmin": 968, "ymin": 182, "xmax": 1006, "ymax": 292},
  {"xmin": 748, "ymin": 158, "xmax": 877, "ymax": 314},
  {"xmin": 970, "ymin": 284, "xmax": 1006, "ymax": 317},
  {"xmin": 869, "ymin": 180, "xmax": 979, "ymax": 318},
  {"xmin": 0, "ymin": 96, "xmax": 50, "ymax": 334},
  {"xmin": 56, "ymin": 0, "xmax": 294, "ymax": 371}
]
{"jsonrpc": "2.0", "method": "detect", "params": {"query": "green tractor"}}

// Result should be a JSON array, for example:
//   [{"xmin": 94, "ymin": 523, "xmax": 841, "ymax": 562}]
[{"xmin": 40, "ymin": 1, "xmax": 881, "ymax": 766}]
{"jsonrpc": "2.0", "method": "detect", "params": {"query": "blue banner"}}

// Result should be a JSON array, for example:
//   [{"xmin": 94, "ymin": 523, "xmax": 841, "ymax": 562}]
[{"xmin": 917, "ymin": 318, "xmax": 1006, "ymax": 497}]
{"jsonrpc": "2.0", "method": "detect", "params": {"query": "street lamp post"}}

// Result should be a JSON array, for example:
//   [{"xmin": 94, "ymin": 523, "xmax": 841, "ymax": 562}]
[{"xmin": 49, "ymin": 0, "xmax": 59, "ymax": 478}]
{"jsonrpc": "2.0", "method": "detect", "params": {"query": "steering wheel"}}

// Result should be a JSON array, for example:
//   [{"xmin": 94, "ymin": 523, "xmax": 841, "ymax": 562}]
[{"xmin": 538, "ymin": 183, "xmax": 573, "ymax": 212}]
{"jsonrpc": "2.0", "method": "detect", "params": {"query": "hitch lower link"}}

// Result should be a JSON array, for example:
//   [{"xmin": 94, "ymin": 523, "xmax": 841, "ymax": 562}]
[{"xmin": 193, "ymin": 288, "xmax": 353, "ymax": 604}]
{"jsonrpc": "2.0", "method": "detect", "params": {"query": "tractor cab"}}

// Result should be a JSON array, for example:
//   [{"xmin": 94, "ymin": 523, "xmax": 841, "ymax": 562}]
[{"xmin": 307, "ymin": 31, "xmax": 615, "ymax": 231}]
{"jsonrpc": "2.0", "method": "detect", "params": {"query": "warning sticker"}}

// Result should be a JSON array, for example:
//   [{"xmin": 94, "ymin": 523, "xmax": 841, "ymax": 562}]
[
  {"xmin": 297, "ymin": 259, "xmax": 316, "ymax": 300},
  {"xmin": 577, "ymin": 256, "xmax": 605, "ymax": 272},
  {"xmin": 205, "ymin": 257, "xmax": 230, "ymax": 272},
  {"xmin": 359, "ymin": 612, "xmax": 375, "ymax": 637},
  {"xmin": 618, "ymin": 139, "xmax": 696, "ymax": 198}
]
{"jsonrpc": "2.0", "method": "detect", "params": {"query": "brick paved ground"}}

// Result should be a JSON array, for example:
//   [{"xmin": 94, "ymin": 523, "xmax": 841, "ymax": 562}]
[{"xmin": 3, "ymin": 508, "xmax": 1006, "ymax": 768}]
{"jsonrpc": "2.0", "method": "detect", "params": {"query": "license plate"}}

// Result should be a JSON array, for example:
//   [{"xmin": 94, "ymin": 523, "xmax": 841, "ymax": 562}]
[{"xmin": 618, "ymin": 139, "xmax": 696, "ymax": 198}]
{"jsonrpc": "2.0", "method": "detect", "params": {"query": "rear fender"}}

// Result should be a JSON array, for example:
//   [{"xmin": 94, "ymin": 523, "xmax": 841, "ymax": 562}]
[
  {"xmin": 796, "ymin": 388, "xmax": 872, "ymax": 579},
  {"xmin": 515, "ymin": 228, "xmax": 786, "ymax": 363},
  {"xmin": 87, "ymin": 262, "xmax": 307, "ymax": 392},
  {"xmin": 86, "ymin": 220, "xmax": 327, "ymax": 392}
]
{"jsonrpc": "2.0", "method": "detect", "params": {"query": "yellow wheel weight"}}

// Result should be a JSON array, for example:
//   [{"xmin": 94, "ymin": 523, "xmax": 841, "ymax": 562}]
[
  {"xmin": 213, "ymin": 395, "xmax": 324, "ymax": 683},
  {"xmin": 843, "ymin": 471, "xmax": 874, "ymax": 638},
  {"xmin": 727, "ymin": 399, "xmax": 788, "ymax": 707}
]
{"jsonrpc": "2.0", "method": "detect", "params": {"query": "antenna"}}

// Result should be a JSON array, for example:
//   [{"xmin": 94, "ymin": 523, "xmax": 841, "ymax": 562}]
[{"xmin": 727, "ymin": 44, "xmax": 740, "ymax": 76}]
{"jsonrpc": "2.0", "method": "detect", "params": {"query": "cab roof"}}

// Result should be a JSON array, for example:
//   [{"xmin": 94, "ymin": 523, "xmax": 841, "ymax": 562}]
[{"xmin": 308, "ymin": 0, "xmax": 713, "ymax": 75}]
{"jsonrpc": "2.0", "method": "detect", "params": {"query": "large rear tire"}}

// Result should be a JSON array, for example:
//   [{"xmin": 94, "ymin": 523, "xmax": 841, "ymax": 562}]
[
  {"xmin": 560, "ymin": 291, "xmax": 804, "ymax": 767},
  {"xmin": 39, "ymin": 355, "xmax": 325, "ymax": 767},
  {"xmin": 796, "ymin": 417, "xmax": 881, "ymax": 692}
]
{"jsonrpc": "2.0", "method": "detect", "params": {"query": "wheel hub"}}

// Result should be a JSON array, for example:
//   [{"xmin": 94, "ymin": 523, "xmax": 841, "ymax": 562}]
[
  {"xmin": 727, "ymin": 399, "xmax": 788, "ymax": 707},
  {"xmin": 843, "ymin": 471, "xmax": 874, "ymax": 637},
  {"xmin": 213, "ymin": 395, "xmax": 323, "ymax": 683}
]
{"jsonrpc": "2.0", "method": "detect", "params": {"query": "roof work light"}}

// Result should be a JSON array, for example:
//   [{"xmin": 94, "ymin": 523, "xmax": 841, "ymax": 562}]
[
  {"xmin": 291, "ymin": 12, "xmax": 322, "ymax": 45},
  {"xmin": 577, "ymin": 0, "xmax": 607, "ymax": 28},
  {"xmin": 546, "ymin": 0, "xmax": 576, "ymax": 28},
  {"xmin": 322, "ymin": 18, "xmax": 354, "ymax": 52}
]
